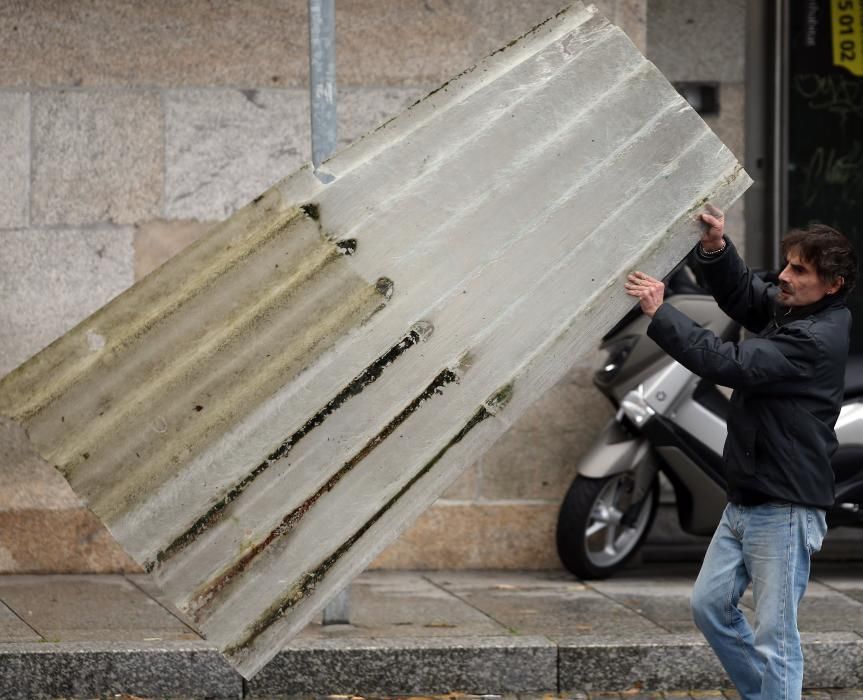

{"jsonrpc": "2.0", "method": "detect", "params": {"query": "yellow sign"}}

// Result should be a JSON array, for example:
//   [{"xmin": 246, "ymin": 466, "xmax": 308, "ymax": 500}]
[{"xmin": 832, "ymin": 0, "xmax": 863, "ymax": 76}]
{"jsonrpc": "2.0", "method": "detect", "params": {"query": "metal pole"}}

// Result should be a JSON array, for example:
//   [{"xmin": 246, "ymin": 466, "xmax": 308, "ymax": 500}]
[
  {"xmin": 309, "ymin": 0, "xmax": 348, "ymax": 625},
  {"xmin": 744, "ymin": 0, "xmax": 769, "ymax": 269},
  {"xmin": 322, "ymin": 586, "xmax": 352, "ymax": 625},
  {"xmin": 771, "ymin": 0, "xmax": 789, "ymax": 269},
  {"xmin": 308, "ymin": 0, "xmax": 337, "ymax": 171}
]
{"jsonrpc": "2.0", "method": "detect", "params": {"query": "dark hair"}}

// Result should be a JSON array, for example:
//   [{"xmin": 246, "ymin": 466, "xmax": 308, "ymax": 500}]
[{"xmin": 782, "ymin": 223, "xmax": 858, "ymax": 294}]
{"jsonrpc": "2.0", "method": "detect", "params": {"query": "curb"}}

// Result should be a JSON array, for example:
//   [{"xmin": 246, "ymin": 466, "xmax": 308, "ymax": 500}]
[
  {"xmin": 248, "ymin": 635, "xmax": 558, "ymax": 696},
  {"xmin": 0, "ymin": 634, "xmax": 861, "ymax": 697},
  {"xmin": 0, "ymin": 641, "xmax": 242, "ymax": 700},
  {"xmin": 559, "ymin": 633, "xmax": 863, "ymax": 693}
]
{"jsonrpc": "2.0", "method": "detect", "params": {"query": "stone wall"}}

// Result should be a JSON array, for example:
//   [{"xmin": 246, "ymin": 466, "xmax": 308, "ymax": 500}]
[{"xmin": 0, "ymin": 0, "xmax": 749, "ymax": 573}]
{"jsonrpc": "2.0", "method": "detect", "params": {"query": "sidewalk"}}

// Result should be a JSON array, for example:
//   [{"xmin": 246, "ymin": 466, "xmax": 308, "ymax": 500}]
[{"xmin": 1, "ymin": 562, "xmax": 862, "ymax": 699}]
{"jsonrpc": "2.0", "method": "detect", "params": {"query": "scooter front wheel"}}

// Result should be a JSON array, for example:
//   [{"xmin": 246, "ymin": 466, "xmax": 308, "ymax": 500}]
[{"xmin": 556, "ymin": 473, "xmax": 659, "ymax": 579}]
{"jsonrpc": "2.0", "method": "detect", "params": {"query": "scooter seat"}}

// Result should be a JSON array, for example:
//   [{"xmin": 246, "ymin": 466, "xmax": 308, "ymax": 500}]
[{"xmin": 844, "ymin": 355, "xmax": 863, "ymax": 400}]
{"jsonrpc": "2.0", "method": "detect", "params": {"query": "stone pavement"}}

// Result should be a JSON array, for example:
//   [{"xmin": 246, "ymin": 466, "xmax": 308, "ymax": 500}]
[{"xmin": 1, "ymin": 562, "xmax": 862, "ymax": 698}]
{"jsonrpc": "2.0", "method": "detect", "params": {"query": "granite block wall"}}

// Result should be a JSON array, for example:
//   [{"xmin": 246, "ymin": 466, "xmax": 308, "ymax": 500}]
[{"xmin": 0, "ymin": 0, "xmax": 750, "ymax": 573}]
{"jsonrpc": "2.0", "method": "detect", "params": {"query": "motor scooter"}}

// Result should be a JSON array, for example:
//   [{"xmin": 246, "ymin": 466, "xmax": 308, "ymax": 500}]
[{"xmin": 555, "ymin": 262, "xmax": 863, "ymax": 579}]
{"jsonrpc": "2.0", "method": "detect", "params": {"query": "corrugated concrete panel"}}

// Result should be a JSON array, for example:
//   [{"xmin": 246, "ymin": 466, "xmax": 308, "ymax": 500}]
[{"xmin": 0, "ymin": 3, "xmax": 750, "ymax": 679}]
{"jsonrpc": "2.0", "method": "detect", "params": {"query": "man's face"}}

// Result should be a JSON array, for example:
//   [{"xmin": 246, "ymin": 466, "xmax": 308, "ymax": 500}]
[{"xmin": 777, "ymin": 247, "xmax": 841, "ymax": 307}]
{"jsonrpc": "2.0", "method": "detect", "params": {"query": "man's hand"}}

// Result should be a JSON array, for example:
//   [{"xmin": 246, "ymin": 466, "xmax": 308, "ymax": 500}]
[
  {"xmin": 625, "ymin": 271, "xmax": 665, "ymax": 317},
  {"xmin": 700, "ymin": 203, "xmax": 725, "ymax": 252}
]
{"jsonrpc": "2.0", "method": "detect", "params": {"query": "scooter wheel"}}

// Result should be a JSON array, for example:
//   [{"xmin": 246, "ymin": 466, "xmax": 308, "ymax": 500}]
[{"xmin": 556, "ymin": 473, "xmax": 659, "ymax": 580}]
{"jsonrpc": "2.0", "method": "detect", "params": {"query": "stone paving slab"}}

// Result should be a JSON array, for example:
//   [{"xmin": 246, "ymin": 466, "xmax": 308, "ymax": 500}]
[
  {"xmin": 0, "ymin": 641, "xmax": 241, "ymax": 700},
  {"xmin": 0, "ymin": 601, "xmax": 39, "ymax": 643},
  {"xmin": 797, "ymin": 584, "xmax": 863, "ymax": 635},
  {"xmin": 425, "ymin": 571, "xmax": 666, "ymax": 640},
  {"xmin": 739, "ymin": 581, "xmax": 863, "ymax": 635},
  {"xmin": 0, "ymin": 575, "xmax": 196, "ymax": 642},
  {"xmin": 588, "ymin": 578, "xmax": 699, "ymax": 634},
  {"xmin": 299, "ymin": 571, "xmax": 508, "ymax": 639},
  {"xmin": 247, "ymin": 635, "xmax": 558, "ymax": 696}
]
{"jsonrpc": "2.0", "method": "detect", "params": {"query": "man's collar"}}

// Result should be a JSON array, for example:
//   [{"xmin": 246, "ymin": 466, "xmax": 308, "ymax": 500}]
[{"xmin": 775, "ymin": 289, "xmax": 846, "ymax": 325}]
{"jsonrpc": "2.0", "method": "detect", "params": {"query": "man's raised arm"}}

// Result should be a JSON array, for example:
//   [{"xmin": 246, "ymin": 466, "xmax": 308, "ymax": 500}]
[{"xmin": 695, "ymin": 204, "xmax": 774, "ymax": 334}]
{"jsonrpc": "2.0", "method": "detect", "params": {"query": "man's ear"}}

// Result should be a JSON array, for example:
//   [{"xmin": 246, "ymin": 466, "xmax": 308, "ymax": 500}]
[{"xmin": 828, "ymin": 276, "xmax": 844, "ymax": 295}]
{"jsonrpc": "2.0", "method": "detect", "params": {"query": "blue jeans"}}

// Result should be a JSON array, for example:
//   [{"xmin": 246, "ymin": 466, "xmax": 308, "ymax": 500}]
[{"xmin": 690, "ymin": 502, "xmax": 828, "ymax": 700}]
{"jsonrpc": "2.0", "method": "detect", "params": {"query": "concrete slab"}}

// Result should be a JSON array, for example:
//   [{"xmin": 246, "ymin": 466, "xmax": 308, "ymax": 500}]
[
  {"xmin": 477, "ymin": 365, "xmax": 613, "ymax": 501},
  {"xmin": 0, "ymin": 3, "xmax": 750, "ymax": 679},
  {"xmin": 0, "ymin": 600, "xmax": 40, "ymax": 643},
  {"xmin": 426, "ymin": 571, "xmax": 665, "ymax": 640},
  {"xmin": 0, "ymin": 575, "xmax": 197, "ymax": 642},
  {"xmin": 299, "ymin": 571, "xmax": 508, "ymax": 638},
  {"xmin": 0, "ymin": 641, "xmax": 242, "ymax": 700},
  {"xmin": 248, "ymin": 635, "xmax": 558, "ymax": 696},
  {"xmin": 336, "ymin": 87, "xmax": 428, "ymax": 153}
]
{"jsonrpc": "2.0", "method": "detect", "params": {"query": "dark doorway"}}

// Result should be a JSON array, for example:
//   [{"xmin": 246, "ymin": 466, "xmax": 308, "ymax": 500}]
[{"xmin": 788, "ymin": 0, "xmax": 863, "ymax": 350}]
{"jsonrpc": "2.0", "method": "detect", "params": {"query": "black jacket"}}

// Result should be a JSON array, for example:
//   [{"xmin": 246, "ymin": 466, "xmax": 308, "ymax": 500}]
[{"xmin": 647, "ymin": 237, "xmax": 851, "ymax": 508}]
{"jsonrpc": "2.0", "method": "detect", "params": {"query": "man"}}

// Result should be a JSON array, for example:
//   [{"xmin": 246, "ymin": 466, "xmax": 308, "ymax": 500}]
[{"xmin": 624, "ymin": 204, "xmax": 857, "ymax": 700}]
